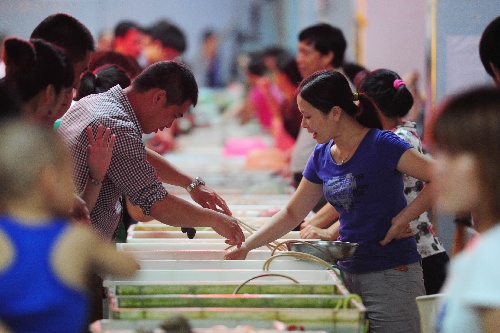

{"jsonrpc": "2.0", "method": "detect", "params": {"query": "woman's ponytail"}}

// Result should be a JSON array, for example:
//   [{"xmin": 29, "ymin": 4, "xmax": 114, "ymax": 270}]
[
  {"xmin": 390, "ymin": 81, "xmax": 414, "ymax": 118},
  {"xmin": 356, "ymin": 93, "xmax": 382, "ymax": 129},
  {"xmin": 75, "ymin": 71, "xmax": 98, "ymax": 101}
]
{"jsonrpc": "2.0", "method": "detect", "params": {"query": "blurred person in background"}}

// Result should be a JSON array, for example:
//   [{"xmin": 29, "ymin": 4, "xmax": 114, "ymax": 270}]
[
  {"xmin": 1, "ymin": 36, "xmax": 116, "ymax": 228},
  {"xmin": 192, "ymin": 29, "xmax": 224, "ymax": 88},
  {"xmin": 0, "ymin": 37, "xmax": 73, "ymax": 124},
  {"xmin": 479, "ymin": 15, "xmax": 500, "ymax": 87},
  {"xmin": 30, "ymin": 12, "xmax": 96, "ymax": 127},
  {"xmin": 445, "ymin": 15, "xmax": 500, "ymax": 259},
  {"xmin": 30, "ymin": 14, "xmax": 119, "ymax": 226},
  {"xmin": 262, "ymin": 45, "xmax": 290, "ymax": 80},
  {"xmin": 0, "ymin": 32, "xmax": 7, "ymax": 78},
  {"xmin": 0, "ymin": 119, "xmax": 138, "ymax": 333},
  {"xmin": 430, "ymin": 87, "xmax": 500, "ymax": 333},
  {"xmin": 31, "ymin": 13, "xmax": 95, "ymax": 92},
  {"xmin": 96, "ymin": 29, "xmax": 114, "ymax": 52},
  {"xmin": 113, "ymin": 20, "xmax": 146, "ymax": 62},
  {"xmin": 256, "ymin": 55, "xmax": 303, "ymax": 157},
  {"xmin": 236, "ymin": 52, "xmax": 280, "ymax": 130},
  {"xmin": 271, "ymin": 56, "xmax": 303, "ymax": 143},
  {"xmin": 88, "ymin": 50, "xmax": 142, "ymax": 80},
  {"xmin": 143, "ymin": 19, "xmax": 187, "ymax": 64}
]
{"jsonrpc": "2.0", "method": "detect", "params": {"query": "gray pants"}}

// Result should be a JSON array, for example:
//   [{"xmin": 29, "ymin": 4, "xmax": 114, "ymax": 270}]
[{"xmin": 343, "ymin": 262, "xmax": 425, "ymax": 333}]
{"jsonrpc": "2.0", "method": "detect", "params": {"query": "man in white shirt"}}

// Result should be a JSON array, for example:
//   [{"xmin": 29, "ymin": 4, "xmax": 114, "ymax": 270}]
[{"xmin": 291, "ymin": 23, "xmax": 353, "ymax": 197}]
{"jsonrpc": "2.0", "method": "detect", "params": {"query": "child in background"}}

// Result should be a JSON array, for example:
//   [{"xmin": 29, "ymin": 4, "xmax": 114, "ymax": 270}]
[
  {"xmin": 236, "ymin": 53, "xmax": 283, "ymax": 130},
  {"xmin": 0, "ymin": 120, "xmax": 139, "ymax": 333},
  {"xmin": 430, "ymin": 87, "xmax": 500, "ymax": 333}
]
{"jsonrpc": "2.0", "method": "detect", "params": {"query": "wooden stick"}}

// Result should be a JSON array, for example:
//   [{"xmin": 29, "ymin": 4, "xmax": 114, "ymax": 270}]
[
  {"xmin": 216, "ymin": 209, "xmax": 287, "ymax": 252},
  {"xmin": 236, "ymin": 218, "xmax": 287, "ymax": 251}
]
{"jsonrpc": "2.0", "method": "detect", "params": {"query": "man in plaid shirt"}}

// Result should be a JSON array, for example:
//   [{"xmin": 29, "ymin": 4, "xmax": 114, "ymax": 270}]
[{"xmin": 59, "ymin": 61, "xmax": 244, "ymax": 246}]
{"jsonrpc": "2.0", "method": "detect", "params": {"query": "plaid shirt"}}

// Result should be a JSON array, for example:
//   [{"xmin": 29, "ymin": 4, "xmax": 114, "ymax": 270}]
[{"xmin": 58, "ymin": 85, "xmax": 168, "ymax": 240}]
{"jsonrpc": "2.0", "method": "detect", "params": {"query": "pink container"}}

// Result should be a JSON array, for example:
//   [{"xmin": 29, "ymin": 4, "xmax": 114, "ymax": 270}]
[{"xmin": 223, "ymin": 137, "xmax": 268, "ymax": 156}]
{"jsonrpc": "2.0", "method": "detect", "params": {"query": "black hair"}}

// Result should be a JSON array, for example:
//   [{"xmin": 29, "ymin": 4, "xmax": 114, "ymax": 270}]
[
  {"xmin": 298, "ymin": 23, "xmax": 347, "ymax": 68},
  {"xmin": 202, "ymin": 29, "xmax": 216, "ymax": 41},
  {"xmin": 298, "ymin": 70, "xmax": 381, "ymax": 129},
  {"xmin": 133, "ymin": 61, "xmax": 198, "ymax": 106},
  {"xmin": 246, "ymin": 53, "xmax": 266, "ymax": 77},
  {"xmin": 359, "ymin": 69, "xmax": 414, "ymax": 119},
  {"xmin": 3, "ymin": 38, "xmax": 73, "ymax": 103},
  {"xmin": 479, "ymin": 16, "xmax": 500, "ymax": 78},
  {"xmin": 277, "ymin": 57, "xmax": 302, "ymax": 86},
  {"xmin": 262, "ymin": 45, "xmax": 287, "ymax": 58},
  {"xmin": 342, "ymin": 62, "xmax": 368, "ymax": 89},
  {"xmin": 31, "ymin": 13, "xmax": 95, "ymax": 64},
  {"xmin": 76, "ymin": 64, "xmax": 131, "ymax": 101},
  {"xmin": 114, "ymin": 20, "xmax": 144, "ymax": 38},
  {"xmin": 0, "ymin": 83, "xmax": 20, "ymax": 119},
  {"xmin": 88, "ymin": 50, "xmax": 142, "ymax": 79},
  {"xmin": 148, "ymin": 19, "xmax": 186, "ymax": 53}
]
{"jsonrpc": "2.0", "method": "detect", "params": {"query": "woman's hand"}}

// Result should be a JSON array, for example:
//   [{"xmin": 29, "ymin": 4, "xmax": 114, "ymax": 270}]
[
  {"xmin": 87, "ymin": 125, "xmax": 116, "ymax": 182},
  {"xmin": 224, "ymin": 246, "xmax": 249, "ymax": 260},
  {"xmin": 300, "ymin": 224, "xmax": 337, "ymax": 240},
  {"xmin": 379, "ymin": 217, "xmax": 414, "ymax": 246}
]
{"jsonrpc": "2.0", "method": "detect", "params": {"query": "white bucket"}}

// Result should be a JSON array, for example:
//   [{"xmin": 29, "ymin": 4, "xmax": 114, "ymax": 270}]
[{"xmin": 416, "ymin": 293, "xmax": 444, "ymax": 333}]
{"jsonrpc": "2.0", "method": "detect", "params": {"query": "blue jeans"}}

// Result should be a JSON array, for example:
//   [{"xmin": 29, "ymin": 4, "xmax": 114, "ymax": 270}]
[{"xmin": 343, "ymin": 262, "xmax": 425, "ymax": 333}]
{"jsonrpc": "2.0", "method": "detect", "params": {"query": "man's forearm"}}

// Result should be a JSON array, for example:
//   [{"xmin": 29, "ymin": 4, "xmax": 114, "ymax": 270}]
[{"xmin": 146, "ymin": 147, "xmax": 192, "ymax": 188}]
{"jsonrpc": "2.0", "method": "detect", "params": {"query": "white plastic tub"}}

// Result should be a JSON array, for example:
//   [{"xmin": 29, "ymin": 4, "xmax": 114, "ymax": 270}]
[
  {"xmin": 126, "ymin": 228, "xmax": 303, "ymax": 241},
  {"xmin": 137, "ymin": 259, "xmax": 327, "ymax": 271},
  {"xmin": 90, "ymin": 319, "xmax": 329, "ymax": 333},
  {"xmin": 117, "ymin": 242, "xmax": 270, "ymax": 251},
  {"xmin": 104, "ymin": 269, "xmax": 340, "ymax": 286},
  {"xmin": 123, "ymin": 249, "xmax": 273, "ymax": 261},
  {"xmin": 173, "ymin": 194, "xmax": 292, "ymax": 205}
]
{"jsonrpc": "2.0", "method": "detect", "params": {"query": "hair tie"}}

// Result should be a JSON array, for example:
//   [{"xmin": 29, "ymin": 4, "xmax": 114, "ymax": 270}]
[
  {"xmin": 353, "ymin": 92, "xmax": 359, "ymax": 101},
  {"xmin": 393, "ymin": 79, "xmax": 406, "ymax": 90}
]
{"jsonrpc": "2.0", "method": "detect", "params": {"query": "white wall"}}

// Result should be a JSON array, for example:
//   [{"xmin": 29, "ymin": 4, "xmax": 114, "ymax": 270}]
[{"xmin": 363, "ymin": 0, "xmax": 427, "ymax": 83}]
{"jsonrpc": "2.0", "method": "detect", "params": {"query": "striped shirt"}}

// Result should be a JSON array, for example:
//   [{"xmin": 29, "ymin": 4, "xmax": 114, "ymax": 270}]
[{"xmin": 58, "ymin": 85, "xmax": 168, "ymax": 240}]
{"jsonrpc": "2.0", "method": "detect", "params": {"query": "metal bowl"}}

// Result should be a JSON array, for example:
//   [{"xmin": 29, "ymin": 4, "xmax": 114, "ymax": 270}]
[{"xmin": 285, "ymin": 240, "xmax": 359, "ymax": 263}]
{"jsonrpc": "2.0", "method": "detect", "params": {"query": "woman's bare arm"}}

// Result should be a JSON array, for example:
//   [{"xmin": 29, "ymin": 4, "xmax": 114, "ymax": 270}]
[{"xmin": 380, "ymin": 149, "xmax": 434, "ymax": 245}]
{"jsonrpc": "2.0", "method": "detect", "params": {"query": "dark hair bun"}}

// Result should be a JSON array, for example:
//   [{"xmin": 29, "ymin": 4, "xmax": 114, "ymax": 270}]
[{"xmin": 3, "ymin": 38, "xmax": 35, "ymax": 73}]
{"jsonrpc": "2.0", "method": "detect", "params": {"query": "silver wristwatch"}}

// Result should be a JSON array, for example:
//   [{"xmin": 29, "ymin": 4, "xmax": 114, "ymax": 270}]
[{"xmin": 185, "ymin": 176, "xmax": 205, "ymax": 192}]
